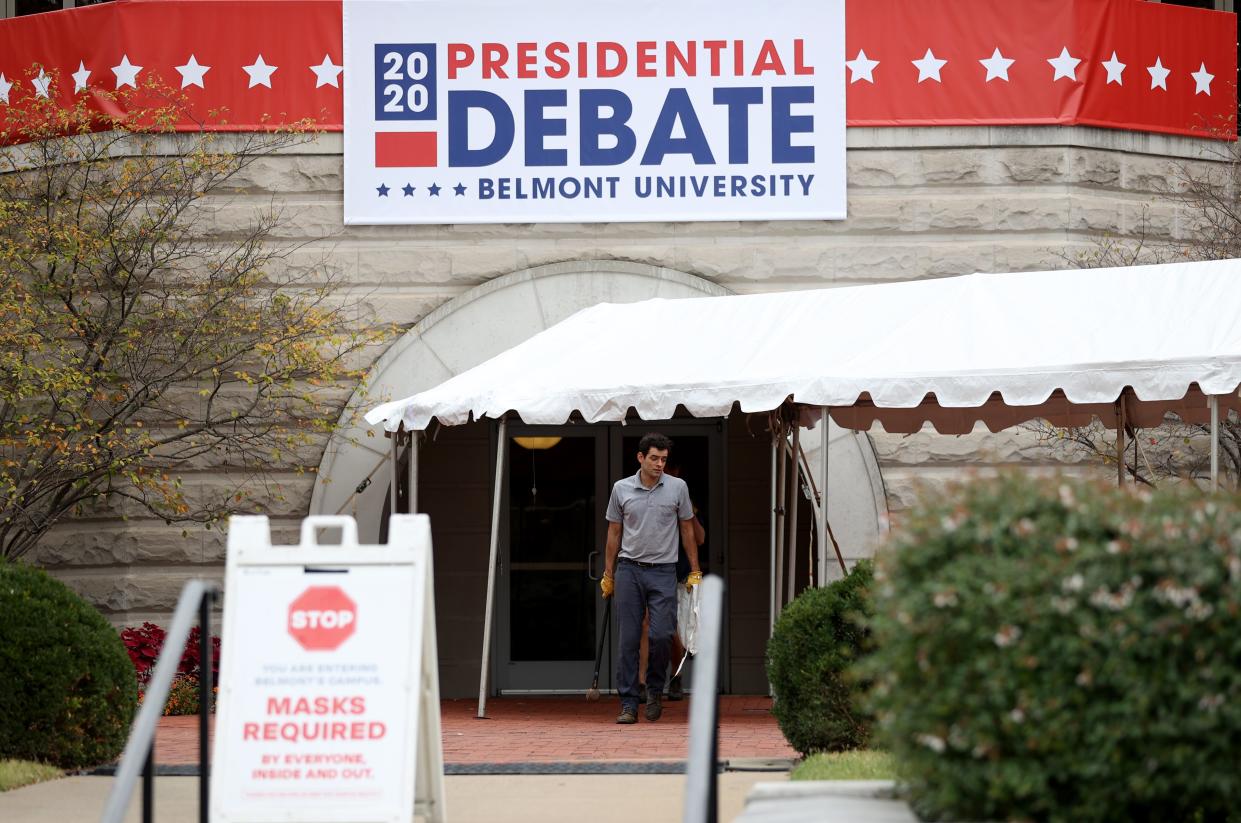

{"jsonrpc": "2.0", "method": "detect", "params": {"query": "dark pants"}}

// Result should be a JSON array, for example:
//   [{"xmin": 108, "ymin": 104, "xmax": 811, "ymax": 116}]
[{"xmin": 615, "ymin": 559, "xmax": 677, "ymax": 711}]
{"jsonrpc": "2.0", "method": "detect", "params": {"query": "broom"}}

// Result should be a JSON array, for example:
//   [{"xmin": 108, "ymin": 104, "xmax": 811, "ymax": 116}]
[{"xmin": 585, "ymin": 598, "xmax": 612, "ymax": 702}]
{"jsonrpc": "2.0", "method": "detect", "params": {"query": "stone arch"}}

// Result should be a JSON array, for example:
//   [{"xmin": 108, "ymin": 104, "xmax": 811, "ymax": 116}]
[{"xmin": 311, "ymin": 259, "xmax": 887, "ymax": 554}]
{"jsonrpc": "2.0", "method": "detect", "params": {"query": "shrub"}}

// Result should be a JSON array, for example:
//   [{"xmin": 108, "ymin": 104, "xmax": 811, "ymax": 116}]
[
  {"xmin": 121, "ymin": 621, "xmax": 220, "ymax": 688},
  {"xmin": 866, "ymin": 474, "xmax": 1241, "ymax": 823},
  {"xmin": 766, "ymin": 560, "xmax": 874, "ymax": 754},
  {"xmin": 121, "ymin": 622, "xmax": 220, "ymax": 715},
  {"xmin": 121, "ymin": 621, "xmax": 165, "ymax": 686},
  {"xmin": 0, "ymin": 562, "xmax": 137, "ymax": 768}
]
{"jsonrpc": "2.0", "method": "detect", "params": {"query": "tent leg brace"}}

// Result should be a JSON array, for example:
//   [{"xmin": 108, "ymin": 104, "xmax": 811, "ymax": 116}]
[{"xmin": 816, "ymin": 408, "xmax": 833, "ymax": 584}]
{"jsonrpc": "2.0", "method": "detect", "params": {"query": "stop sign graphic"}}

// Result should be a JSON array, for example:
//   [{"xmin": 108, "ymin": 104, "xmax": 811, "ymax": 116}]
[{"xmin": 288, "ymin": 586, "xmax": 357, "ymax": 651}]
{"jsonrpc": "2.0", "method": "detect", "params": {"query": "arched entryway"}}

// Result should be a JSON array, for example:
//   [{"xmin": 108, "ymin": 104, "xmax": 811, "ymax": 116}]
[
  {"xmin": 312, "ymin": 261, "xmax": 731, "ymax": 536},
  {"xmin": 312, "ymin": 260, "xmax": 888, "ymax": 696}
]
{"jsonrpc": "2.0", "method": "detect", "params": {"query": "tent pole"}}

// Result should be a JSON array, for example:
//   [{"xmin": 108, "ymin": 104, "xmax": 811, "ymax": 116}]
[
  {"xmin": 389, "ymin": 432, "xmax": 400, "ymax": 519},
  {"xmin": 1210, "ymin": 395, "xmax": 1219, "ymax": 492},
  {"xmin": 786, "ymin": 422, "xmax": 800, "ymax": 605},
  {"xmin": 768, "ymin": 432, "xmax": 778, "ymax": 639},
  {"xmin": 477, "ymin": 417, "xmax": 508, "ymax": 719},
  {"xmin": 818, "ymin": 408, "xmax": 829, "ymax": 587},
  {"xmin": 1115, "ymin": 397, "xmax": 1126, "ymax": 487},
  {"xmin": 407, "ymin": 430, "xmax": 419, "ymax": 514},
  {"xmin": 774, "ymin": 424, "xmax": 787, "ymax": 614}
]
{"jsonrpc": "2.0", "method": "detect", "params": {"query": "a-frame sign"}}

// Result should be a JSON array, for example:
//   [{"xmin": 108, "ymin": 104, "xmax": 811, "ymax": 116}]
[{"xmin": 211, "ymin": 515, "xmax": 445, "ymax": 823}]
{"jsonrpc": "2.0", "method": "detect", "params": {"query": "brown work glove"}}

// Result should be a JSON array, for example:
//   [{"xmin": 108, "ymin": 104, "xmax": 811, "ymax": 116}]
[
  {"xmin": 601, "ymin": 573, "xmax": 614, "ymax": 599},
  {"xmin": 685, "ymin": 570, "xmax": 703, "ymax": 592}
]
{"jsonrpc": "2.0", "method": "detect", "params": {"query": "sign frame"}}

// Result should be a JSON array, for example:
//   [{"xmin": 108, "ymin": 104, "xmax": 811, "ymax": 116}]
[
  {"xmin": 210, "ymin": 514, "xmax": 445, "ymax": 823},
  {"xmin": 343, "ymin": 0, "xmax": 846, "ymax": 225}
]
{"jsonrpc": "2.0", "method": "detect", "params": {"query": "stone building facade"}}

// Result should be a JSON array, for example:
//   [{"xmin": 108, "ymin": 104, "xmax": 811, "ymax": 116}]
[{"xmin": 29, "ymin": 123, "xmax": 1226, "ymax": 694}]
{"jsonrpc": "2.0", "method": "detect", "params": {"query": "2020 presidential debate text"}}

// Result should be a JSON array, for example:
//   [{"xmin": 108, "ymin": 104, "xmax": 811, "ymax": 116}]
[{"xmin": 344, "ymin": 0, "xmax": 845, "ymax": 224}]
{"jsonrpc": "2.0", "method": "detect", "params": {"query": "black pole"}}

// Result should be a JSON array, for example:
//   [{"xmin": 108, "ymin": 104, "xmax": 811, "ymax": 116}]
[
  {"xmin": 708, "ymin": 690, "xmax": 719, "ymax": 823},
  {"xmin": 142, "ymin": 742, "xmax": 154, "ymax": 823},
  {"xmin": 199, "ymin": 591, "xmax": 214, "ymax": 823}
]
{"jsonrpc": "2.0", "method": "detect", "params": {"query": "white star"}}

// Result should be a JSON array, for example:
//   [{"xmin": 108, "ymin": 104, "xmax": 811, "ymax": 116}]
[
  {"xmin": 979, "ymin": 48, "xmax": 1014, "ymax": 82},
  {"xmin": 912, "ymin": 48, "xmax": 947, "ymax": 84},
  {"xmin": 0, "ymin": 73, "xmax": 10, "ymax": 104},
  {"xmin": 31, "ymin": 69, "xmax": 51, "ymax": 99},
  {"xmin": 845, "ymin": 49, "xmax": 879, "ymax": 84},
  {"xmin": 72, "ymin": 61, "xmax": 91, "ymax": 93},
  {"xmin": 309, "ymin": 54, "xmax": 343, "ymax": 88},
  {"xmin": 1147, "ymin": 57, "xmax": 1170, "ymax": 91},
  {"xmin": 1101, "ymin": 51, "xmax": 1125, "ymax": 85},
  {"xmin": 1191, "ymin": 62, "xmax": 1214, "ymax": 96},
  {"xmin": 243, "ymin": 54, "xmax": 277, "ymax": 89},
  {"xmin": 112, "ymin": 55, "xmax": 142, "ymax": 89},
  {"xmin": 175, "ymin": 55, "xmax": 210, "ymax": 89},
  {"xmin": 1047, "ymin": 47, "xmax": 1081, "ymax": 82}
]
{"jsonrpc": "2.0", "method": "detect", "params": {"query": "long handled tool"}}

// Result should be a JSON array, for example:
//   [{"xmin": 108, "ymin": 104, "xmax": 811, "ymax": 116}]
[{"xmin": 585, "ymin": 598, "xmax": 612, "ymax": 702}]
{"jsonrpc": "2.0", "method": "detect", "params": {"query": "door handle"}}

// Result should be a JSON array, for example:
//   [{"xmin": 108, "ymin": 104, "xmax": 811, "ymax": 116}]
[{"xmin": 587, "ymin": 550, "xmax": 600, "ymax": 581}]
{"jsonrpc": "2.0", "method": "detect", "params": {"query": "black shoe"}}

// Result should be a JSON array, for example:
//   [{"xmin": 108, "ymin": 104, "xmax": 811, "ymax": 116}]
[
  {"xmin": 638, "ymin": 683, "xmax": 647, "ymax": 704},
  {"xmin": 616, "ymin": 707, "xmax": 637, "ymax": 725},
  {"xmin": 644, "ymin": 692, "xmax": 663, "ymax": 722},
  {"xmin": 668, "ymin": 675, "xmax": 684, "ymax": 702}
]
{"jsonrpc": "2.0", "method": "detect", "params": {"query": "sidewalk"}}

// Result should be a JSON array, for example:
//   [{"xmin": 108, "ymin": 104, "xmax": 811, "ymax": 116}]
[
  {"xmin": 1, "ymin": 772, "xmax": 784, "ymax": 823},
  {"xmin": 0, "ymin": 696, "xmax": 795, "ymax": 823},
  {"xmin": 152, "ymin": 696, "xmax": 797, "ymax": 768}
]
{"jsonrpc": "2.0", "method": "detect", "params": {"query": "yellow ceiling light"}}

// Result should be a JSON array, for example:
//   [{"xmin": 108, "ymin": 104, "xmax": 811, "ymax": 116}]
[{"xmin": 513, "ymin": 436, "xmax": 562, "ymax": 450}]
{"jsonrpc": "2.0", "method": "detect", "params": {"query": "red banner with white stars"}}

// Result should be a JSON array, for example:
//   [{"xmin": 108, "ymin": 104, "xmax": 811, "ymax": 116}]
[
  {"xmin": 847, "ymin": 0, "xmax": 1237, "ymax": 138},
  {"xmin": 0, "ymin": 0, "xmax": 345, "ymax": 133},
  {"xmin": 0, "ymin": 0, "xmax": 1233, "ymax": 141}
]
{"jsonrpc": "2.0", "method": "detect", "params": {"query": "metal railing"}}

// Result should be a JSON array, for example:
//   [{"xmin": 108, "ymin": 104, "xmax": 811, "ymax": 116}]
[
  {"xmin": 683, "ymin": 574, "xmax": 724, "ymax": 823},
  {"xmin": 100, "ymin": 579, "xmax": 221, "ymax": 823}
]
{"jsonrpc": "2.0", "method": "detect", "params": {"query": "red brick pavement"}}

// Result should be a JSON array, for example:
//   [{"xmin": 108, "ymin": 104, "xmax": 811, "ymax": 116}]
[{"xmin": 153, "ymin": 696, "xmax": 795, "ymax": 766}]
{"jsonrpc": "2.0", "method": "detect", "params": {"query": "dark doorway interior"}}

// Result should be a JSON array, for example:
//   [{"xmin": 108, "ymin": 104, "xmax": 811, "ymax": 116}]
[{"xmin": 399, "ymin": 410, "xmax": 776, "ymax": 698}]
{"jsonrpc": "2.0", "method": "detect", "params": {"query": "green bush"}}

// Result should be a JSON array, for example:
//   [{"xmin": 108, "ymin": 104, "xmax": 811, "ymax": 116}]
[
  {"xmin": 0, "ymin": 562, "xmax": 137, "ymax": 768},
  {"xmin": 766, "ymin": 560, "xmax": 874, "ymax": 755},
  {"xmin": 866, "ymin": 474, "xmax": 1241, "ymax": 823}
]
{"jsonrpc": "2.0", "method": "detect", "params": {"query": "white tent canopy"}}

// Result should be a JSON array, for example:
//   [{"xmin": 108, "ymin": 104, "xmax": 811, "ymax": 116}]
[
  {"xmin": 366, "ymin": 258, "xmax": 1241, "ymax": 434},
  {"xmin": 367, "ymin": 257, "xmax": 1241, "ymax": 717}
]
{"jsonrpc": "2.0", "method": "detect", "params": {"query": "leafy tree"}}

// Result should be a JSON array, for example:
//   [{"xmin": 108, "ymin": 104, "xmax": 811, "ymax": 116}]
[
  {"xmin": 0, "ymin": 68, "xmax": 386, "ymax": 560},
  {"xmin": 1031, "ymin": 121, "xmax": 1241, "ymax": 489}
]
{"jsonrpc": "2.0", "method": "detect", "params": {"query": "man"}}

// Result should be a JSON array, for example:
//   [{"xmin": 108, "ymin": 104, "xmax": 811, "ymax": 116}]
[
  {"xmin": 638, "ymin": 460, "xmax": 705, "ymax": 703},
  {"xmin": 601, "ymin": 433, "xmax": 701, "ymax": 724}
]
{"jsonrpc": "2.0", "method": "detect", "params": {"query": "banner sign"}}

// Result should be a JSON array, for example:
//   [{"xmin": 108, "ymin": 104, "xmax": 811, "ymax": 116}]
[
  {"xmin": 342, "ymin": 0, "xmax": 846, "ymax": 224},
  {"xmin": 0, "ymin": 1, "xmax": 1232, "ymax": 151},
  {"xmin": 845, "ymin": 0, "xmax": 1238, "ymax": 137},
  {"xmin": 212, "ymin": 515, "xmax": 445, "ymax": 823}
]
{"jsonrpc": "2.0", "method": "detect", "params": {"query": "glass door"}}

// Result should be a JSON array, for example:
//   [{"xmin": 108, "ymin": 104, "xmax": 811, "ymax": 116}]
[{"xmin": 497, "ymin": 427, "xmax": 610, "ymax": 692}]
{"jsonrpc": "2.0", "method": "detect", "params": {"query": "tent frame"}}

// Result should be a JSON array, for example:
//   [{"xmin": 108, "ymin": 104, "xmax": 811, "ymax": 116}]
[{"xmin": 383, "ymin": 391, "xmax": 1228, "ymax": 716}]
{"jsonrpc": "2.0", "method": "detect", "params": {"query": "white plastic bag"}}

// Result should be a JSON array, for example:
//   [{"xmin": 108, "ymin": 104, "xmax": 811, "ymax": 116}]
[{"xmin": 677, "ymin": 583, "xmax": 701, "ymax": 657}]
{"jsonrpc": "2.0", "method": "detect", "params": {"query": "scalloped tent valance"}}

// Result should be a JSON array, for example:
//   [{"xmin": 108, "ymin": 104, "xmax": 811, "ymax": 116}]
[{"xmin": 365, "ymin": 259, "xmax": 1241, "ymax": 436}]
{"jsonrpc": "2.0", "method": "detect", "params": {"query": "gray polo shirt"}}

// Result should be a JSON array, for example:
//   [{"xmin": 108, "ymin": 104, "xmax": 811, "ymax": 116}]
[{"xmin": 605, "ymin": 470, "xmax": 694, "ymax": 564}]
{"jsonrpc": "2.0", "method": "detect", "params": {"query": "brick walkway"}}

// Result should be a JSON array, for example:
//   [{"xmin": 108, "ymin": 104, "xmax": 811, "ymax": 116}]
[{"xmin": 153, "ymin": 696, "xmax": 795, "ymax": 766}]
